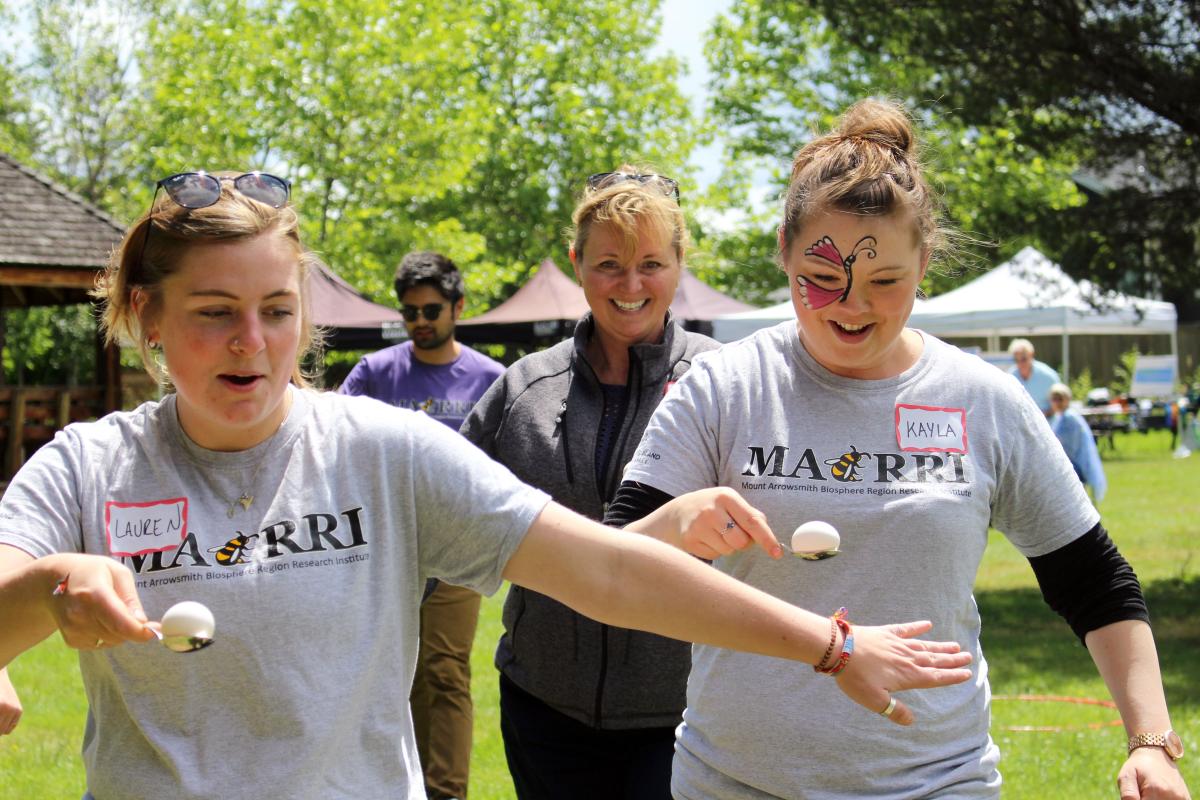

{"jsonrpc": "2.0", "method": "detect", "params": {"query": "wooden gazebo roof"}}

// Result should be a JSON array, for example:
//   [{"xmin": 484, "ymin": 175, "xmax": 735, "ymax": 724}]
[{"xmin": 0, "ymin": 152, "xmax": 125, "ymax": 305}]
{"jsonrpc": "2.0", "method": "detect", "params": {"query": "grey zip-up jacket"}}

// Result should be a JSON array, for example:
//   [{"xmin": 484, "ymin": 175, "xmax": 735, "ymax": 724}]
[{"xmin": 460, "ymin": 312, "xmax": 718, "ymax": 729}]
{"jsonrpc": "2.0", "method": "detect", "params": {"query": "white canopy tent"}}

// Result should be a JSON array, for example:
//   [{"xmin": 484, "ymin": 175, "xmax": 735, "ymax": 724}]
[
  {"xmin": 712, "ymin": 247, "xmax": 1178, "ymax": 380},
  {"xmin": 710, "ymin": 299, "xmax": 795, "ymax": 343},
  {"xmin": 907, "ymin": 247, "xmax": 1176, "ymax": 379}
]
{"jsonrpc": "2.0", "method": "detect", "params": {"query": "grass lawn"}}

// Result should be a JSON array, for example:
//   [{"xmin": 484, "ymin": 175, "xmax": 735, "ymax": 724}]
[{"xmin": 2, "ymin": 429, "xmax": 1196, "ymax": 798}]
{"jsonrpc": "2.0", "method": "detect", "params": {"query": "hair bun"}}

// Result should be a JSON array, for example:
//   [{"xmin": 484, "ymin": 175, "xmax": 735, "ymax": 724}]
[{"xmin": 838, "ymin": 98, "xmax": 914, "ymax": 155}]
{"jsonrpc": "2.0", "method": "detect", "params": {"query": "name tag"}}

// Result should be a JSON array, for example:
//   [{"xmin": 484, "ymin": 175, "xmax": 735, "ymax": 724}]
[
  {"xmin": 105, "ymin": 497, "xmax": 188, "ymax": 557},
  {"xmin": 895, "ymin": 404, "xmax": 968, "ymax": 453}
]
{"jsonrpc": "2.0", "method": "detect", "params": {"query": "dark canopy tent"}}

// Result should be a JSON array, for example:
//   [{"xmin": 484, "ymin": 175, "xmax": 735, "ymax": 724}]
[
  {"xmin": 307, "ymin": 261, "xmax": 406, "ymax": 350},
  {"xmin": 671, "ymin": 271, "xmax": 754, "ymax": 335},
  {"xmin": 456, "ymin": 259, "xmax": 590, "ymax": 345},
  {"xmin": 456, "ymin": 260, "xmax": 754, "ymax": 345}
]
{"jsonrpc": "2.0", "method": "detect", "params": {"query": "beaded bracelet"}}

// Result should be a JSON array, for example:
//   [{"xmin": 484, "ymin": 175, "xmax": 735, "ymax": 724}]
[{"xmin": 814, "ymin": 607, "xmax": 853, "ymax": 676}]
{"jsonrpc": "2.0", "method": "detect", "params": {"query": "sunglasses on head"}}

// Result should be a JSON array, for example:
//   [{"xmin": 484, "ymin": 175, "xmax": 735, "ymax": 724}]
[
  {"xmin": 400, "ymin": 303, "xmax": 447, "ymax": 322},
  {"xmin": 586, "ymin": 172, "xmax": 680, "ymax": 202},
  {"xmin": 159, "ymin": 171, "xmax": 291, "ymax": 209},
  {"xmin": 135, "ymin": 171, "xmax": 292, "ymax": 279}
]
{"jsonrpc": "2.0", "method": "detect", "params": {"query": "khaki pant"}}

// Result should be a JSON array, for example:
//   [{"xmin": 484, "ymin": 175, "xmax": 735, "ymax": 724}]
[{"xmin": 411, "ymin": 581, "xmax": 482, "ymax": 800}]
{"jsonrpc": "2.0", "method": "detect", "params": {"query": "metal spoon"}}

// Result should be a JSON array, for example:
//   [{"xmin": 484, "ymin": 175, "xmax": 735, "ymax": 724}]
[
  {"xmin": 777, "ymin": 538, "xmax": 841, "ymax": 561},
  {"xmin": 149, "ymin": 626, "xmax": 215, "ymax": 653}
]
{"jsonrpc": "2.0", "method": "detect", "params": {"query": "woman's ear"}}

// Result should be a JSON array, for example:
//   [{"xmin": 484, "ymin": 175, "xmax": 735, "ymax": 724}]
[
  {"xmin": 568, "ymin": 245, "xmax": 582, "ymax": 283},
  {"xmin": 131, "ymin": 287, "xmax": 158, "ymax": 346}
]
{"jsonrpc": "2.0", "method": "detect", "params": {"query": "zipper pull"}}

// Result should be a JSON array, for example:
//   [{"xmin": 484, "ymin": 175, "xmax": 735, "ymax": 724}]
[{"xmin": 555, "ymin": 399, "xmax": 567, "ymax": 426}]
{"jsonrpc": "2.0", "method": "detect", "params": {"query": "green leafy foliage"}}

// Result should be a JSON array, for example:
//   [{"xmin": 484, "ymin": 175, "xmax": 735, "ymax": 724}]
[
  {"xmin": 706, "ymin": 0, "xmax": 1200, "ymax": 316},
  {"xmin": 1111, "ymin": 346, "xmax": 1142, "ymax": 396},
  {"xmin": 1069, "ymin": 366, "xmax": 1094, "ymax": 404},
  {"xmin": 2, "ymin": 0, "xmax": 697, "ymax": 319},
  {"xmin": 703, "ymin": 0, "xmax": 1088, "ymax": 298},
  {"xmin": 2, "ymin": 305, "xmax": 98, "ymax": 385}
]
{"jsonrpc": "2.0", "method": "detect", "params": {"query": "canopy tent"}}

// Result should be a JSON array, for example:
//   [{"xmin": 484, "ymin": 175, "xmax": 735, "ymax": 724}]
[
  {"xmin": 456, "ymin": 259, "xmax": 590, "ymax": 345},
  {"xmin": 906, "ymin": 247, "xmax": 1177, "ymax": 378},
  {"xmin": 307, "ymin": 261, "xmax": 406, "ymax": 350},
  {"xmin": 711, "ymin": 299, "xmax": 794, "ymax": 343},
  {"xmin": 456, "ymin": 260, "xmax": 754, "ymax": 345},
  {"xmin": 671, "ymin": 271, "xmax": 755, "ymax": 320},
  {"xmin": 711, "ymin": 247, "xmax": 1178, "ymax": 379}
]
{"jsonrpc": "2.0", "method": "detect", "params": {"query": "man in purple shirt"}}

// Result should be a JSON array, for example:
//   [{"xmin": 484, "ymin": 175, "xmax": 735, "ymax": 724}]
[{"xmin": 341, "ymin": 251, "xmax": 504, "ymax": 800}]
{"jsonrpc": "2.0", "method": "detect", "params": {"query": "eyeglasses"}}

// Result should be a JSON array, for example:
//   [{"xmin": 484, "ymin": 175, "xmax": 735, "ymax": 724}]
[
  {"xmin": 400, "ymin": 303, "xmax": 447, "ymax": 322},
  {"xmin": 135, "ymin": 171, "xmax": 292, "ymax": 280},
  {"xmin": 586, "ymin": 172, "xmax": 680, "ymax": 202},
  {"xmin": 159, "ymin": 171, "xmax": 291, "ymax": 209}
]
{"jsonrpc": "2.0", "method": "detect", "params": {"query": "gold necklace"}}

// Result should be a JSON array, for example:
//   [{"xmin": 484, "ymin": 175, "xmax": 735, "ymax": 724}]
[
  {"xmin": 215, "ymin": 457, "xmax": 270, "ymax": 518},
  {"xmin": 173, "ymin": 435, "xmax": 275, "ymax": 518},
  {"xmin": 167, "ymin": 398, "xmax": 290, "ymax": 519}
]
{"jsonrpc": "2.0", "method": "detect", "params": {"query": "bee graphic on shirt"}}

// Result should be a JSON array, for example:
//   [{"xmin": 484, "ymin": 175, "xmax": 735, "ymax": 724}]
[
  {"xmin": 419, "ymin": 397, "xmax": 435, "ymax": 413},
  {"xmin": 207, "ymin": 532, "xmax": 260, "ymax": 566},
  {"xmin": 825, "ymin": 446, "xmax": 871, "ymax": 482}
]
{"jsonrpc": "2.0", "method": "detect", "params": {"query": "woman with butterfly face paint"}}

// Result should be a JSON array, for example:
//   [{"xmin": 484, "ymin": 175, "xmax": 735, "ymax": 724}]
[{"xmin": 607, "ymin": 101, "xmax": 1190, "ymax": 799}]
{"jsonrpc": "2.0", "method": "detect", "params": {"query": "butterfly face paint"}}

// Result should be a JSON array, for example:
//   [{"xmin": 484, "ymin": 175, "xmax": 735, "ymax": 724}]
[{"xmin": 796, "ymin": 235, "xmax": 878, "ymax": 310}]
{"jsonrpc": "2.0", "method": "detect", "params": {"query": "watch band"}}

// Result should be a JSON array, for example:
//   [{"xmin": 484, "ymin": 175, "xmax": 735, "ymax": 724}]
[
  {"xmin": 1128, "ymin": 733, "xmax": 1170, "ymax": 753},
  {"xmin": 1128, "ymin": 730, "xmax": 1183, "ymax": 760}
]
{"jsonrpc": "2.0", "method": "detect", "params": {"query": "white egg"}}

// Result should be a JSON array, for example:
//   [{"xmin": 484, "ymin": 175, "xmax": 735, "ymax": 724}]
[
  {"xmin": 791, "ymin": 521, "xmax": 840, "ymax": 554},
  {"xmin": 161, "ymin": 601, "xmax": 216, "ymax": 640}
]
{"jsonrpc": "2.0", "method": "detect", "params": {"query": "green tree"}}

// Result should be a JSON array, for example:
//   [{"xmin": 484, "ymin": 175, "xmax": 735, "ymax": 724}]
[
  {"xmin": 2, "ymin": 0, "xmax": 700, "ymax": 320},
  {"xmin": 708, "ymin": 0, "xmax": 1200, "ymax": 316},
  {"xmin": 408, "ymin": 0, "xmax": 698, "ymax": 309},
  {"xmin": 13, "ymin": 0, "xmax": 146, "ymax": 208},
  {"xmin": 703, "ymin": 0, "xmax": 1087, "ymax": 299},
  {"xmin": 0, "ymin": 4, "xmax": 39, "ymax": 162},
  {"xmin": 132, "ymin": 0, "xmax": 697, "ymax": 312}
]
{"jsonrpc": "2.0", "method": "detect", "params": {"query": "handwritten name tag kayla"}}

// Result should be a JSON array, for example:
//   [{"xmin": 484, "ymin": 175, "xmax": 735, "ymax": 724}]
[
  {"xmin": 895, "ymin": 404, "xmax": 968, "ymax": 454},
  {"xmin": 105, "ymin": 498, "xmax": 188, "ymax": 558}
]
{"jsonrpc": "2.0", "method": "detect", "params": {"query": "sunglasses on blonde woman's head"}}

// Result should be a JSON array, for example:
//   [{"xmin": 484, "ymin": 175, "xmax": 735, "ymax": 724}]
[
  {"xmin": 135, "ymin": 171, "xmax": 292, "ymax": 278},
  {"xmin": 585, "ymin": 172, "xmax": 681, "ymax": 202}
]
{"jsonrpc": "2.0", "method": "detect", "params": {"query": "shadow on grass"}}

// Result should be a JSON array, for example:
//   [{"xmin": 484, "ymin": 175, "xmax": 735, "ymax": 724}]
[{"xmin": 977, "ymin": 575, "xmax": 1200, "ymax": 704}]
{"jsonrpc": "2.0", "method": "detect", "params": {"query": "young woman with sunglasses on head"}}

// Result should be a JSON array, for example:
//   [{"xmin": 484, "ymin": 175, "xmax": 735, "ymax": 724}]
[
  {"xmin": 605, "ymin": 101, "xmax": 1191, "ymax": 799},
  {"xmin": 0, "ymin": 169, "xmax": 975, "ymax": 800},
  {"xmin": 459, "ymin": 167, "xmax": 706, "ymax": 799}
]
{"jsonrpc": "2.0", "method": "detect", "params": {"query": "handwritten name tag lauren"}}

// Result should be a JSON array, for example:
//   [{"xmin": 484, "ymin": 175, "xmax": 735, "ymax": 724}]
[
  {"xmin": 105, "ymin": 497, "xmax": 188, "ymax": 558},
  {"xmin": 895, "ymin": 404, "xmax": 968, "ymax": 454}
]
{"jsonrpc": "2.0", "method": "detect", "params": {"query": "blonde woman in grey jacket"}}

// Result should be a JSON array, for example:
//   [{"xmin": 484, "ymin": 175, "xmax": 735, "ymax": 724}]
[{"xmin": 461, "ymin": 170, "xmax": 716, "ymax": 799}]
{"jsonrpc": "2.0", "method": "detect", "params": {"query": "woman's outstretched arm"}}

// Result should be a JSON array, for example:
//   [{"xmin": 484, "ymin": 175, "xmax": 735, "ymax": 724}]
[{"xmin": 504, "ymin": 500, "xmax": 973, "ymax": 725}]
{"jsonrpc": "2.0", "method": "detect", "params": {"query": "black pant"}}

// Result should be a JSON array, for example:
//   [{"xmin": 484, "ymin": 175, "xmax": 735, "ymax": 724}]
[{"xmin": 499, "ymin": 674, "xmax": 677, "ymax": 800}]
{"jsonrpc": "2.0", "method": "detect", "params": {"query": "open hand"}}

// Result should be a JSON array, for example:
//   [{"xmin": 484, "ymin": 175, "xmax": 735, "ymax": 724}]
[{"xmin": 834, "ymin": 620, "xmax": 974, "ymax": 725}]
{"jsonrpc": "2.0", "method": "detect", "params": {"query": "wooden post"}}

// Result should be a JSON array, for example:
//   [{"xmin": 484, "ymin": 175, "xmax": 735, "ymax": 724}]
[
  {"xmin": 7, "ymin": 388, "xmax": 27, "ymax": 479},
  {"xmin": 57, "ymin": 388, "xmax": 72, "ymax": 428}
]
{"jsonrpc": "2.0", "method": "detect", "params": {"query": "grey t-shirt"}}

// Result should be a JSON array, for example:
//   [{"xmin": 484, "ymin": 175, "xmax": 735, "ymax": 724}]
[
  {"xmin": 623, "ymin": 323, "xmax": 1098, "ymax": 800},
  {"xmin": 0, "ymin": 387, "xmax": 548, "ymax": 800}
]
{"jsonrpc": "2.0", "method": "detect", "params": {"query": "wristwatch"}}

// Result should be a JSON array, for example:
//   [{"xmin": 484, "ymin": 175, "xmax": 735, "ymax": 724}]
[{"xmin": 1127, "ymin": 730, "xmax": 1184, "ymax": 760}]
